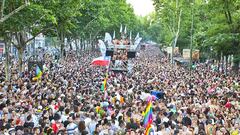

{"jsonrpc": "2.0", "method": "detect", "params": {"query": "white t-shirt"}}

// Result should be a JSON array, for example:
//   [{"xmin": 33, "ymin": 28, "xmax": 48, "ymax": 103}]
[{"xmin": 61, "ymin": 114, "xmax": 68, "ymax": 122}]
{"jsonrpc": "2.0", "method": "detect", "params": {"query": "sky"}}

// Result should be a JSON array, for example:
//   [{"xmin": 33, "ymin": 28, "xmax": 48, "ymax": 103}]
[{"xmin": 126, "ymin": 0, "xmax": 154, "ymax": 16}]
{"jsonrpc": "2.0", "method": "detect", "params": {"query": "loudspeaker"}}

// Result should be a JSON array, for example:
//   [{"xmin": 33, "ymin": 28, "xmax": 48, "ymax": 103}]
[
  {"xmin": 127, "ymin": 51, "xmax": 136, "ymax": 58},
  {"xmin": 106, "ymin": 50, "xmax": 114, "ymax": 57}
]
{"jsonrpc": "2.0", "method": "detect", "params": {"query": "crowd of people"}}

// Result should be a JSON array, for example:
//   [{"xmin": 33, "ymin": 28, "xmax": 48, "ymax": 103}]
[{"xmin": 0, "ymin": 45, "xmax": 239, "ymax": 135}]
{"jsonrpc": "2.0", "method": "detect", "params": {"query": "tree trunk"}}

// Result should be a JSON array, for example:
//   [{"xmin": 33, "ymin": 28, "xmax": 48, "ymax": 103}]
[
  {"xmin": 60, "ymin": 30, "xmax": 65, "ymax": 57},
  {"xmin": 83, "ymin": 40, "xmax": 86, "ymax": 51},
  {"xmin": 221, "ymin": 52, "xmax": 224, "ymax": 73},
  {"xmin": 171, "ymin": 9, "xmax": 182, "ymax": 67},
  {"xmin": 75, "ymin": 39, "xmax": 79, "ymax": 56},
  {"xmin": 18, "ymin": 47, "xmax": 24, "ymax": 73},
  {"xmin": 4, "ymin": 34, "xmax": 10, "ymax": 81},
  {"xmin": 69, "ymin": 38, "xmax": 72, "ymax": 50},
  {"xmin": 233, "ymin": 54, "xmax": 240, "ymax": 73},
  {"xmin": 217, "ymin": 53, "xmax": 221, "ymax": 71},
  {"xmin": 80, "ymin": 38, "xmax": 83, "ymax": 51},
  {"xmin": 225, "ymin": 55, "xmax": 228, "ymax": 74},
  {"xmin": 87, "ymin": 40, "xmax": 91, "ymax": 53}
]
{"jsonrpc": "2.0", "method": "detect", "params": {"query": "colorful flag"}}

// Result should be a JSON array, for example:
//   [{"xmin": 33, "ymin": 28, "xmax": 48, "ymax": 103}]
[
  {"xmin": 143, "ymin": 99, "xmax": 153, "ymax": 127},
  {"xmin": 101, "ymin": 83, "xmax": 105, "ymax": 91},
  {"xmin": 32, "ymin": 65, "xmax": 42, "ymax": 81},
  {"xmin": 120, "ymin": 96, "xmax": 124, "ymax": 104},
  {"xmin": 36, "ymin": 65, "xmax": 42, "ymax": 78},
  {"xmin": 100, "ymin": 72, "xmax": 108, "ymax": 91},
  {"xmin": 144, "ymin": 123, "xmax": 154, "ymax": 135},
  {"xmin": 91, "ymin": 56, "xmax": 110, "ymax": 67},
  {"xmin": 96, "ymin": 106, "xmax": 101, "ymax": 113}
]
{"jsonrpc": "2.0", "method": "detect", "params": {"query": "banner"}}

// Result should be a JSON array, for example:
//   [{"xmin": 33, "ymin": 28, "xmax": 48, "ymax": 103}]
[
  {"xmin": 135, "ymin": 33, "xmax": 139, "ymax": 40},
  {"xmin": 98, "ymin": 40, "xmax": 106, "ymax": 57},
  {"xmin": 120, "ymin": 24, "xmax": 123, "ymax": 33},
  {"xmin": 104, "ymin": 33, "xmax": 112, "ymax": 45},
  {"xmin": 134, "ymin": 37, "xmax": 142, "ymax": 45},
  {"xmin": 113, "ymin": 31, "xmax": 116, "ymax": 39},
  {"xmin": 183, "ymin": 49, "xmax": 190, "ymax": 59},
  {"xmin": 124, "ymin": 26, "xmax": 127, "ymax": 34}
]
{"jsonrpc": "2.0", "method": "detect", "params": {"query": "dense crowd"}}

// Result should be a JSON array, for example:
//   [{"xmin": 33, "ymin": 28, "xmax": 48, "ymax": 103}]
[{"xmin": 0, "ymin": 45, "xmax": 239, "ymax": 135}]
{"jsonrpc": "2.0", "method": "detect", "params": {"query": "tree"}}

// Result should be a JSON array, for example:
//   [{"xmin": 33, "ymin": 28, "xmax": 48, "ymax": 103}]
[
  {"xmin": 151, "ymin": 0, "xmax": 240, "ymax": 73},
  {"xmin": 0, "ymin": 0, "xmax": 30, "ymax": 23},
  {"xmin": 0, "ymin": 0, "xmax": 56, "ymax": 72}
]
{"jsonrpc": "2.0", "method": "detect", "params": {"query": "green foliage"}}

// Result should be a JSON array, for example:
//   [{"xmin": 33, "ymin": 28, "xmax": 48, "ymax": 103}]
[{"xmin": 151, "ymin": 0, "xmax": 240, "ymax": 61}]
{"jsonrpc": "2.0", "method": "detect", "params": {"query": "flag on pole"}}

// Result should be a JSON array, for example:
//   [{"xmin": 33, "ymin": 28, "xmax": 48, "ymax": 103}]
[
  {"xmin": 124, "ymin": 26, "xmax": 127, "ymax": 34},
  {"xmin": 101, "ymin": 72, "xmax": 108, "ymax": 91},
  {"xmin": 144, "ymin": 123, "xmax": 154, "ymax": 135},
  {"xmin": 120, "ymin": 24, "xmax": 123, "ymax": 33},
  {"xmin": 98, "ymin": 40, "xmax": 107, "ymax": 57},
  {"xmin": 143, "ymin": 99, "xmax": 153, "ymax": 127},
  {"xmin": 36, "ymin": 65, "xmax": 42, "ymax": 78},
  {"xmin": 91, "ymin": 56, "xmax": 111, "ymax": 67},
  {"xmin": 32, "ymin": 65, "xmax": 43, "ymax": 81},
  {"xmin": 143, "ymin": 99, "xmax": 154, "ymax": 135},
  {"xmin": 135, "ymin": 32, "xmax": 139, "ymax": 40},
  {"xmin": 101, "ymin": 79, "xmax": 107, "ymax": 91},
  {"xmin": 104, "ymin": 33, "xmax": 112, "ymax": 42},
  {"xmin": 113, "ymin": 31, "xmax": 116, "ymax": 39}
]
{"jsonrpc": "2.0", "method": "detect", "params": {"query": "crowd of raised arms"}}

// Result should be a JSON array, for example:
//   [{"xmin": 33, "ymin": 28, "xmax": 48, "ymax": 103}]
[{"xmin": 0, "ymin": 45, "xmax": 239, "ymax": 135}]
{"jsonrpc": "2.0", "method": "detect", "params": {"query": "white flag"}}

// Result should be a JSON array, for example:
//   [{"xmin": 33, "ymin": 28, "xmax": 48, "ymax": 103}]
[
  {"xmin": 98, "ymin": 40, "xmax": 106, "ymax": 57},
  {"xmin": 134, "ymin": 37, "xmax": 142, "ymax": 45},
  {"xmin": 104, "ymin": 33, "xmax": 112, "ymax": 42},
  {"xmin": 120, "ymin": 24, "xmax": 123, "ymax": 33},
  {"xmin": 124, "ymin": 26, "xmax": 127, "ymax": 34},
  {"xmin": 113, "ymin": 31, "xmax": 115, "ymax": 39},
  {"xmin": 135, "ymin": 33, "xmax": 139, "ymax": 40},
  {"xmin": 105, "ymin": 33, "xmax": 112, "ymax": 45}
]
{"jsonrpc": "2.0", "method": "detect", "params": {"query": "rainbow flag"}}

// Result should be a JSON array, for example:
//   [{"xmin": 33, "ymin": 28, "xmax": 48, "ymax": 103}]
[
  {"xmin": 32, "ymin": 65, "xmax": 42, "ymax": 81},
  {"xmin": 36, "ymin": 66, "xmax": 42, "ymax": 78},
  {"xmin": 101, "ymin": 78, "xmax": 107, "ymax": 91},
  {"xmin": 144, "ymin": 123, "xmax": 154, "ymax": 135},
  {"xmin": 143, "ymin": 100, "xmax": 153, "ymax": 127},
  {"xmin": 101, "ymin": 72, "xmax": 108, "ymax": 91}
]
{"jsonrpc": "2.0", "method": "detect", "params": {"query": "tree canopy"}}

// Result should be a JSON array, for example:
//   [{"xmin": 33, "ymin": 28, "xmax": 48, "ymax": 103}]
[
  {"xmin": 0, "ymin": 0, "xmax": 142, "ymax": 73},
  {"xmin": 150, "ymin": 0, "xmax": 240, "ymax": 71}
]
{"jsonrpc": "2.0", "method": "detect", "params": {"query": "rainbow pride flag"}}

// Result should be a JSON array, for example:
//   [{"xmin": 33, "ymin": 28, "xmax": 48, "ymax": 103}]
[
  {"xmin": 101, "ymin": 79, "xmax": 106, "ymax": 91},
  {"xmin": 144, "ymin": 123, "xmax": 154, "ymax": 135},
  {"xmin": 100, "ymin": 73, "xmax": 108, "ymax": 91},
  {"xmin": 32, "ymin": 65, "xmax": 43, "ymax": 81},
  {"xmin": 143, "ymin": 99, "xmax": 153, "ymax": 127},
  {"xmin": 36, "ymin": 65, "xmax": 42, "ymax": 78}
]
